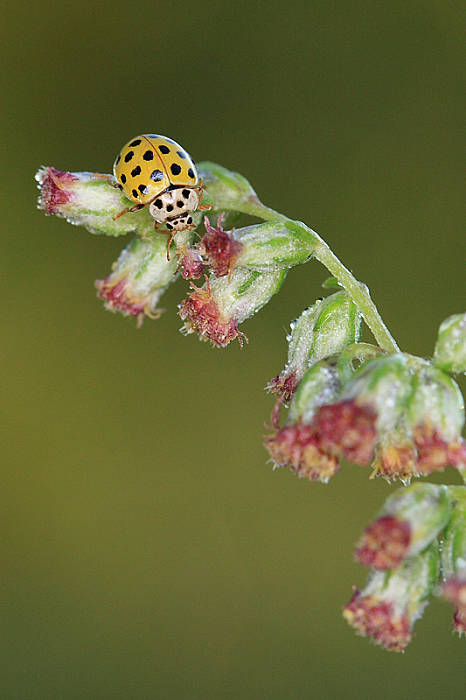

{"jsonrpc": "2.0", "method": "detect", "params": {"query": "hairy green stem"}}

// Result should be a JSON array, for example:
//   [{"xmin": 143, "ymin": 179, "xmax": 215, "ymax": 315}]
[{"xmin": 242, "ymin": 197, "xmax": 400, "ymax": 354}]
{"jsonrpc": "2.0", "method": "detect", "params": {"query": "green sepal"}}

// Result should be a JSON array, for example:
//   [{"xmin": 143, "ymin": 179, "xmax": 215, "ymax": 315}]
[
  {"xmin": 233, "ymin": 220, "xmax": 317, "ymax": 271},
  {"xmin": 433, "ymin": 313, "xmax": 466, "ymax": 375},
  {"xmin": 288, "ymin": 361, "xmax": 339, "ymax": 424},
  {"xmin": 198, "ymin": 161, "xmax": 258, "ymax": 213},
  {"xmin": 441, "ymin": 486, "xmax": 466, "ymax": 579}
]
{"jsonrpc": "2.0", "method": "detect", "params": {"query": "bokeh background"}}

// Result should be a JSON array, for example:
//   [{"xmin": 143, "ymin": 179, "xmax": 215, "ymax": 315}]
[{"xmin": 1, "ymin": 1, "xmax": 465, "ymax": 698}]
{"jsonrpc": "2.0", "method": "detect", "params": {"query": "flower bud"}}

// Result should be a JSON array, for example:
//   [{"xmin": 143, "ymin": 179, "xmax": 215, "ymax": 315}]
[
  {"xmin": 440, "ymin": 487, "xmax": 466, "ymax": 636},
  {"xmin": 95, "ymin": 235, "xmax": 178, "ymax": 324},
  {"xmin": 268, "ymin": 292, "xmax": 361, "ymax": 402},
  {"xmin": 433, "ymin": 313, "xmax": 466, "ymax": 375},
  {"xmin": 355, "ymin": 484, "xmax": 452, "ymax": 570},
  {"xmin": 179, "ymin": 268, "xmax": 287, "ymax": 347},
  {"xmin": 198, "ymin": 161, "xmax": 258, "ymax": 213},
  {"xmin": 269, "ymin": 352, "xmax": 466, "ymax": 484},
  {"xmin": 343, "ymin": 354, "xmax": 413, "ymax": 433},
  {"xmin": 288, "ymin": 362, "xmax": 340, "ymax": 425},
  {"xmin": 340, "ymin": 355, "xmax": 466, "ymax": 481},
  {"xmin": 36, "ymin": 167, "xmax": 153, "ymax": 237},
  {"xmin": 265, "ymin": 362, "xmax": 341, "ymax": 483},
  {"xmin": 343, "ymin": 542, "xmax": 439, "ymax": 652},
  {"xmin": 177, "ymin": 246, "xmax": 205, "ymax": 280},
  {"xmin": 199, "ymin": 215, "xmax": 318, "ymax": 279},
  {"xmin": 406, "ymin": 364, "xmax": 466, "ymax": 476}
]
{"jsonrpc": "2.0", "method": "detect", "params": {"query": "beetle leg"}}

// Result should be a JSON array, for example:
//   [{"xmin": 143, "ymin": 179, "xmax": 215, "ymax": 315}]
[{"xmin": 112, "ymin": 203, "xmax": 144, "ymax": 220}]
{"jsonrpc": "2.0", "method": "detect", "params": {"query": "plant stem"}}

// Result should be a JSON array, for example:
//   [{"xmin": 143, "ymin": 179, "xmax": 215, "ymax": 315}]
[{"xmin": 241, "ymin": 197, "xmax": 400, "ymax": 354}]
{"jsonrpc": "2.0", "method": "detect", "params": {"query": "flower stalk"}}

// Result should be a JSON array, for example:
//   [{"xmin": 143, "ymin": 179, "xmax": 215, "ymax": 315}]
[{"xmin": 36, "ymin": 152, "xmax": 465, "ymax": 653}]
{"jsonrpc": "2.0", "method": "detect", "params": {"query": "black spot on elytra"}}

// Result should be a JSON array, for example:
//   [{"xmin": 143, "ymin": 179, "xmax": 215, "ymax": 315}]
[
  {"xmin": 177, "ymin": 200, "xmax": 184, "ymax": 208},
  {"xmin": 150, "ymin": 169, "xmax": 163, "ymax": 182},
  {"xmin": 167, "ymin": 204, "xmax": 174, "ymax": 212},
  {"xmin": 188, "ymin": 168, "xmax": 195, "ymax": 179},
  {"xmin": 121, "ymin": 174, "xmax": 126, "ymax": 184},
  {"xmin": 187, "ymin": 216, "xmax": 193, "ymax": 224},
  {"xmin": 115, "ymin": 154, "xmax": 121, "ymax": 165},
  {"xmin": 154, "ymin": 199, "xmax": 163, "ymax": 209},
  {"xmin": 182, "ymin": 189, "xmax": 190, "ymax": 198},
  {"xmin": 124, "ymin": 151, "xmax": 134, "ymax": 162},
  {"xmin": 143, "ymin": 150, "xmax": 154, "ymax": 161},
  {"xmin": 129, "ymin": 139, "xmax": 142, "ymax": 147},
  {"xmin": 166, "ymin": 223, "xmax": 173, "ymax": 230},
  {"xmin": 118, "ymin": 184, "xmax": 123, "ymax": 190},
  {"xmin": 138, "ymin": 184, "xmax": 149, "ymax": 194},
  {"xmin": 131, "ymin": 165, "xmax": 141, "ymax": 177},
  {"xmin": 170, "ymin": 163, "xmax": 181, "ymax": 176},
  {"xmin": 159, "ymin": 145, "xmax": 170, "ymax": 154},
  {"xmin": 132, "ymin": 189, "xmax": 138, "ymax": 198},
  {"xmin": 177, "ymin": 150, "xmax": 186, "ymax": 159}
]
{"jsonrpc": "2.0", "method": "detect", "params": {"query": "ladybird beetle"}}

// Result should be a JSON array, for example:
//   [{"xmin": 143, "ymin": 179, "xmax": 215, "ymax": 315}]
[{"xmin": 112, "ymin": 135, "xmax": 210, "ymax": 243}]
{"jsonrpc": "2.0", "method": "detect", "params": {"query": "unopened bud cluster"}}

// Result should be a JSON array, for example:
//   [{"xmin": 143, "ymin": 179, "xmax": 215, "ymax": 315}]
[
  {"xmin": 36, "ymin": 149, "xmax": 465, "ymax": 654},
  {"xmin": 343, "ymin": 483, "xmax": 465, "ymax": 650},
  {"xmin": 266, "ymin": 345, "xmax": 466, "ymax": 484}
]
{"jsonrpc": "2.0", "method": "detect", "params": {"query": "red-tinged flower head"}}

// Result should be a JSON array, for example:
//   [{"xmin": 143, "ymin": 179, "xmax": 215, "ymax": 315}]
[
  {"xmin": 344, "ymin": 543, "xmax": 438, "ymax": 652},
  {"xmin": 267, "ymin": 370, "xmax": 299, "ymax": 403},
  {"xmin": 36, "ymin": 167, "xmax": 152, "ymax": 237},
  {"xmin": 443, "ymin": 577, "xmax": 466, "ymax": 636},
  {"xmin": 413, "ymin": 427, "xmax": 466, "ymax": 476},
  {"xmin": 355, "ymin": 516, "xmax": 412, "ymax": 570},
  {"xmin": 198, "ymin": 214, "xmax": 243, "ymax": 278},
  {"xmin": 176, "ymin": 246, "xmax": 205, "ymax": 280},
  {"xmin": 265, "ymin": 422, "xmax": 340, "ymax": 483},
  {"xmin": 343, "ymin": 590, "xmax": 412, "ymax": 652},
  {"xmin": 179, "ymin": 267, "xmax": 286, "ymax": 348},
  {"xmin": 374, "ymin": 441, "xmax": 418, "ymax": 481},
  {"xmin": 179, "ymin": 278, "xmax": 247, "ymax": 348},
  {"xmin": 311, "ymin": 400, "xmax": 378, "ymax": 466},
  {"xmin": 95, "ymin": 236, "xmax": 177, "ymax": 324},
  {"xmin": 356, "ymin": 483, "xmax": 451, "ymax": 571},
  {"xmin": 37, "ymin": 166, "xmax": 79, "ymax": 215},
  {"xmin": 95, "ymin": 276, "xmax": 163, "ymax": 326}
]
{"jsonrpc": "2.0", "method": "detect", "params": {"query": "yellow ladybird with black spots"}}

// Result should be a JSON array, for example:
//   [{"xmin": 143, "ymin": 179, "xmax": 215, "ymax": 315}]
[{"xmin": 113, "ymin": 134, "xmax": 208, "ymax": 234}]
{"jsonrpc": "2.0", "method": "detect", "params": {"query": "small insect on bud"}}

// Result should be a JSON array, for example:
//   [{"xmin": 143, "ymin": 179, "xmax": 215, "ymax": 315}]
[
  {"xmin": 179, "ymin": 268, "xmax": 287, "ymax": 347},
  {"xmin": 355, "ymin": 484, "xmax": 452, "ymax": 570},
  {"xmin": 433, "ymin": 313, "xmax": 466, "ymax": 375},
  {"xmin": 95, "ymin": 236, "xmax": 178, "ymax": 325},
  {"xmin": 35, "ymin": 167, "xmax": 151, "ymax": 237},
  {"xmin": 268, "ymin": 292, "xmax": 361, "ymax": 403},
  {"xmin": 440, "ymin": 487, "xmax": 466, "ymax": 636},
  {"xmin": 343, "ymin": 542, "xmax": 439, "ymax": 652}
]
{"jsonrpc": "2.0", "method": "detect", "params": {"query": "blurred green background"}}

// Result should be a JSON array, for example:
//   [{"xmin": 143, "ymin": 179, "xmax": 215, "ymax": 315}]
[{"xmin": 1, "ymin": 1, "xmax": 465, "ymax": 698}]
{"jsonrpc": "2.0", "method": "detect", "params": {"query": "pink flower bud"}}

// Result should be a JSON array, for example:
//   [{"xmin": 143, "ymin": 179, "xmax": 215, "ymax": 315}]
[
  {"xmin": 177, "ymin": 247, "xmax": 205, "ymax": 280},
  {"xmin": 355, "ymin": 516, "xmax": 412, "ymax": 570},
  {"xmin": 38, "ymin": 166, "xmax": 78, "ymax": 215},
  {"xmin": 95, "ymin": 236, "xmax": 178, "ymax": 325},
  {"xmin": 198, "ymin": 215, "xmax": 243, "ymax": 278},
  {"xmin": 343, "ymin": 543, "xmax": 439, "ymax": 652},
  {"xmin": 179, "ymin": 268, "xmax": 286, "ymax": 348},
  {"xmin": 179, "ymin": 278, "xmax": 246, "ymax": 348},
  {"xmin": 343, "ymin": 589, "xmax": 412, "ymax": 652},
  {"xmin": 265, "ymin": 421, "xmax": 340, "ymax": 483}
]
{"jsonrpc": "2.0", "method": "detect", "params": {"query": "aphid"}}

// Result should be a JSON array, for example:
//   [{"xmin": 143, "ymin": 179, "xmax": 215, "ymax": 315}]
[{"xmin": 112, "ymin": 134, "xmax": 211, "ymax": 254}]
